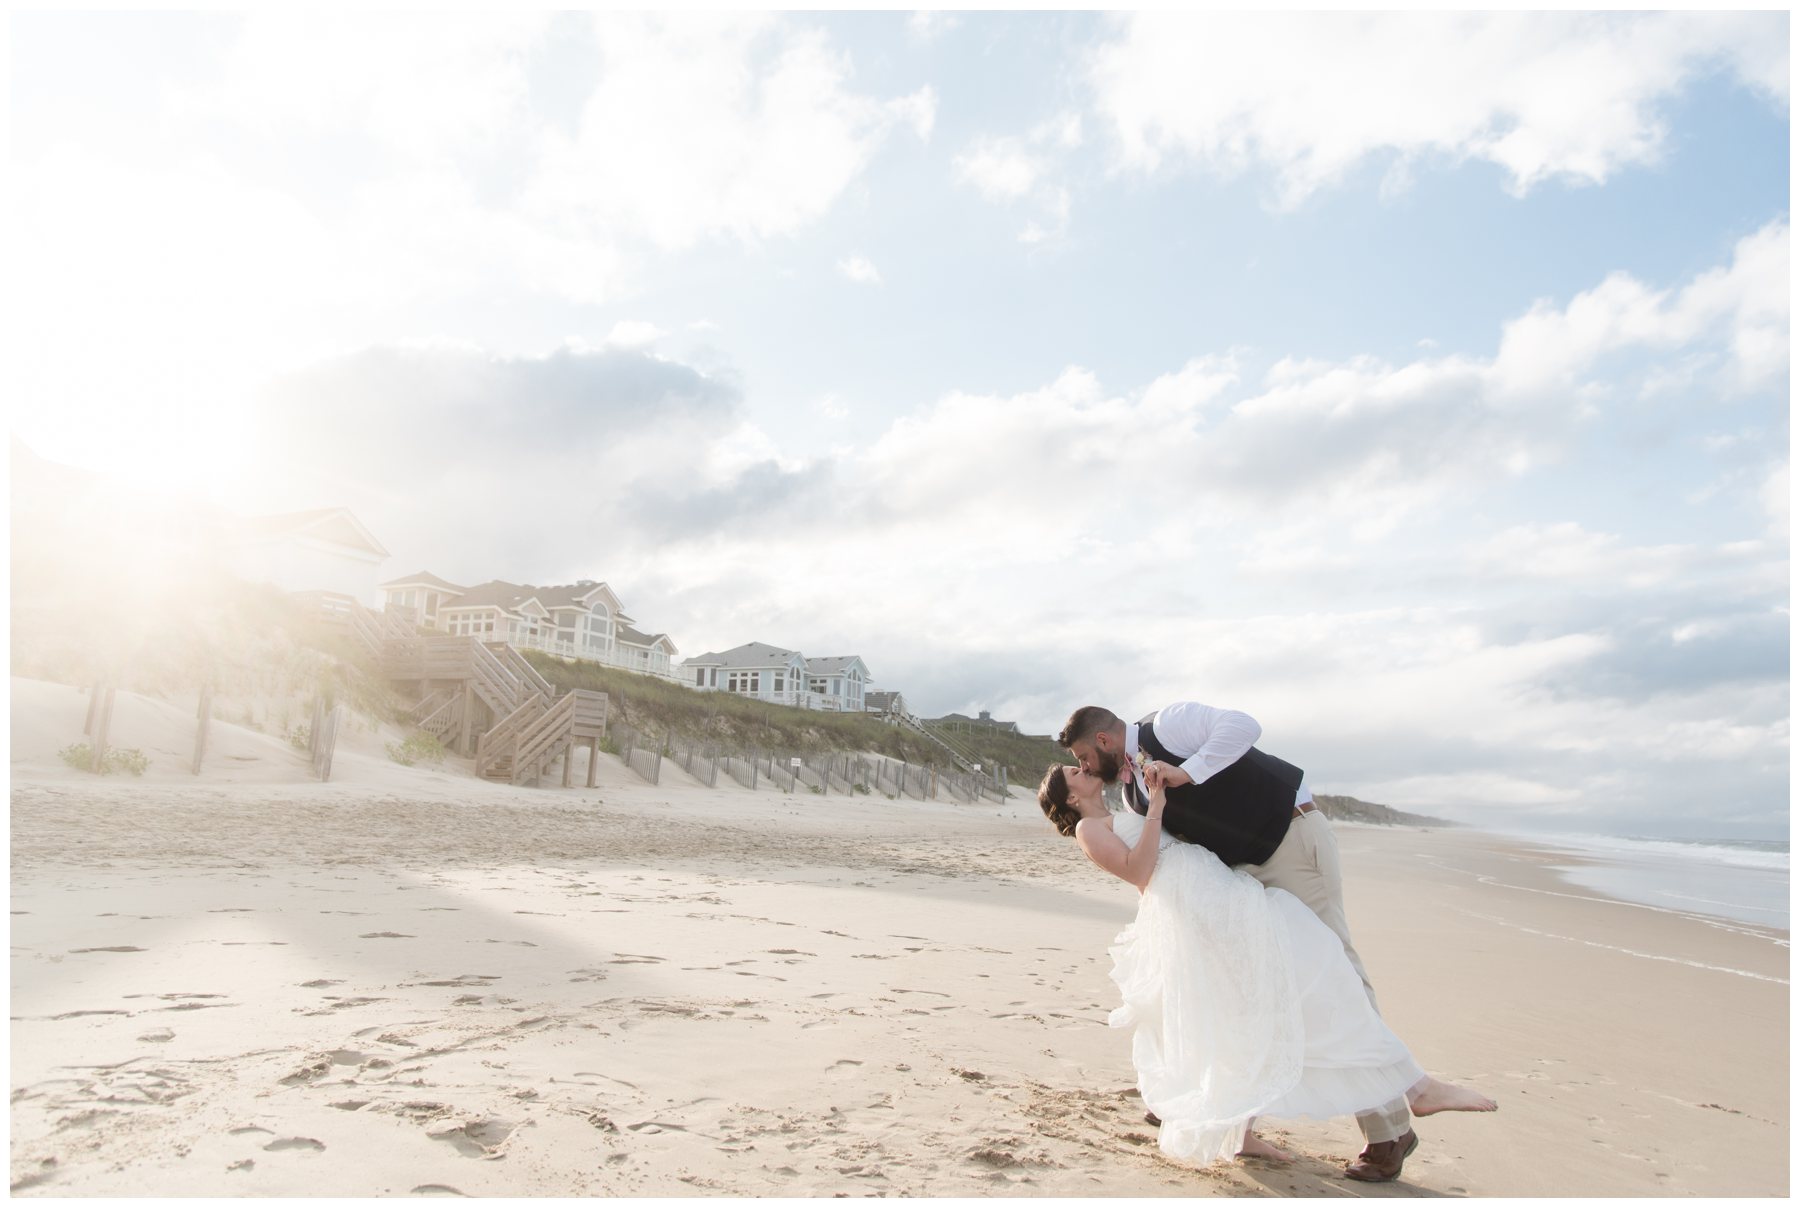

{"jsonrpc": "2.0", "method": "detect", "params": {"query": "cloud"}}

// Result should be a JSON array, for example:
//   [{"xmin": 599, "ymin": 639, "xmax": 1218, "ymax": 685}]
[
  {"xmin": 602, "ymin": 320, "xmax": 668, "ymax": 350},
  {"xmin": 836, "ymin": 255, "xmax": 883, "ymax": 285},
  {"xmin": 906, "ymin": 11, "xmax": 961, "ymax": 42},
  {"xmin": 527, "ymin": 14, "xmax": 935, "ymax": 253},
  {"xmin": 954, "ymin": 112, "xmax": 1086, "ymax": 242},
  {"xmin": 1494, "ymin": 221, "xmax": 1789, "ymax": 398},
  {"xmin": 1089, "ymin": 11, "xmax": 1789, "ymax": 206}
]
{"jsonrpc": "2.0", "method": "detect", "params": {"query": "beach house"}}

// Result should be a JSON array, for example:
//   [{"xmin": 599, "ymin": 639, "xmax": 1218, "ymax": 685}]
[
  {"xmin": 804, "ymin": 655, "xmax": 871, "ymax": 713},
  {"xmin": 683, "ymin": 642, "xmax": 811, "ymax": 707},
  {"xmin": 377, "ymin": 571, "xmax": 465, "ymax": 629},
  {"xmin": 616, "ymin": 624, "xmax": 679, "ymax": 678},
  {"xmin": 377, "ymin": 573, "xmax": 683, "ymax": 681}
]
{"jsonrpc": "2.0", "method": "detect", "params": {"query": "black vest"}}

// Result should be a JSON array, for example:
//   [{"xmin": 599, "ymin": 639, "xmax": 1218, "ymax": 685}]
[{"xmin": 1126, "ymin": 712, "xmax": 1304, "ymax": 867}]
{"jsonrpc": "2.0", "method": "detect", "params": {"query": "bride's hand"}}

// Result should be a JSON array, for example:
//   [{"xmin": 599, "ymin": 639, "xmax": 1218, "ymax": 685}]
[{"xmin": 1143, "ymin": 761, "xmax": 1170, "ymax": 814}]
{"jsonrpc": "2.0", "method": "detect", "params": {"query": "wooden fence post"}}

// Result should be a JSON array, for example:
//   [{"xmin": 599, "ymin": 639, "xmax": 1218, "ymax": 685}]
[
  {"xmin": 192, "ymin": 687, "xmax": 213, "ymax": 775},
  {"xmin": 90, "ymin": 684, "xmax": 116, "ymax": 773},
  {"xmin": 316, "ymin": 705, "xmax": 342, "ymax": 781},
  {"xmin": 84, "ymin": 680, "xmax": 103, "ymax": 736},
  {"xmin": 587, "ymin": 736, "xmax": 599, "ymax": 787}
]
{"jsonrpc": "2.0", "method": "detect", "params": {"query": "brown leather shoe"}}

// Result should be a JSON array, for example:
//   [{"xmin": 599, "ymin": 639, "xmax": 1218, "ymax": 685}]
[
  {"xmin": 1144, "ymin": 1110, "xmax": 1161, "ymax": 1127},
  {"xmin": 1345, "ymin": 1129, "xmax": 1418, "ymax": 1182}
]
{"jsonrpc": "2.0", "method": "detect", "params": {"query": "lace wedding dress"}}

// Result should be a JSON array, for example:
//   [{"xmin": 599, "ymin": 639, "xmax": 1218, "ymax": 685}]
[{"xmin": 1106, "ymin": 809, "xmax": 1424, "ymax": 1165}]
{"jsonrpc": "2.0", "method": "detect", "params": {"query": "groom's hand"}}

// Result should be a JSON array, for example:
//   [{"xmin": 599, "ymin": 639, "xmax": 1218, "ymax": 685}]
[{"xmin": 1145, "ymin": 761, "xmax": 1193, "ymax": 789}]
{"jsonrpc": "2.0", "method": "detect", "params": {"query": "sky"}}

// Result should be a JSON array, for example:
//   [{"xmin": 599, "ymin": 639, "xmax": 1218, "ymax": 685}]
[{"xmin": 6, "ymin": 10, "xmax": 1790, "ymax": 839}]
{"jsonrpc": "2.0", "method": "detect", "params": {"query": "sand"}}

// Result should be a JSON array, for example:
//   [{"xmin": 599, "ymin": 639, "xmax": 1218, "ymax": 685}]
[{"xmin": 9, "ymin": 678, "xmax": 1789, "ymax": 1196}]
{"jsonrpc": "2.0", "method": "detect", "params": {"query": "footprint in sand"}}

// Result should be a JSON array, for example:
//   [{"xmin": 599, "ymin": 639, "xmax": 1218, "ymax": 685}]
[
  {"xmin": 427, "ymin": 1118, "xmax": 520, "ymax": 1159},
  {"xmin": 263, "ymin": 1137, "xmax": 326, "ymax": 1153},
  {"xmin": 69, "ymin": 946, "xmax": 145, "ymax": 954},
  {"xmin": 825, "ymin": 1060, "xmax": 864, "ymax": 1079},
  {"xmin": 359, "ymin": 932, "xmax": 414, "ymax": 940},
  {"xmin": 410, "ymin": 1186, "xmax": 466, "ymax": 1197},
  {"xmin": 608, "ymin": 953, "xmax": 664, "ymax": 964}
]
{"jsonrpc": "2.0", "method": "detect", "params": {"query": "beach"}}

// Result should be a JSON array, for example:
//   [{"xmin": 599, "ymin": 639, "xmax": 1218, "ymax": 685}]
[{"xmin": 9, "ymin": 679, "xmax": 1789, "ymax": 1197}]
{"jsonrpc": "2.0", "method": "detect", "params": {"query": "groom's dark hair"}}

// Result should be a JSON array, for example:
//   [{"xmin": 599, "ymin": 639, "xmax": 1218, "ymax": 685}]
[{"xmin": 1058, "ymin": 705, "xmax": 1120, "ymax": 749}]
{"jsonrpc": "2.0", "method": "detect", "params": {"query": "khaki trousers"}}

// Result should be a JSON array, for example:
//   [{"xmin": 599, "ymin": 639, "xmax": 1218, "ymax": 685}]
[{"xmin": 1239, "ymin": 811, "xmax": 1412, "ymax": 1145}]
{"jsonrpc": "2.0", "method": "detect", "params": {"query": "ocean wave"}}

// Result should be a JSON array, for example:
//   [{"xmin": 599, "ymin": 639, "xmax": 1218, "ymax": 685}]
[{"xmin": 1508, "ymin": 830, "xmax": 1790, "ymax": 873}]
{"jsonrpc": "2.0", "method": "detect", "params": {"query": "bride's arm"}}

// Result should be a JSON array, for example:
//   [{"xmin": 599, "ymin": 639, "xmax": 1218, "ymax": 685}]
[{"xmin": 1075, "ymin": 768, "xmax": 1169, "ymax": 890}]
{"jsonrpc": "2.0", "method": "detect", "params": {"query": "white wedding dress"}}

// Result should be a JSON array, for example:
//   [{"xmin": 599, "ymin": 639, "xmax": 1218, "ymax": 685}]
[{"xmin": 1106, "ymin": 809, "xmax": 1424, "ymax": 1165}]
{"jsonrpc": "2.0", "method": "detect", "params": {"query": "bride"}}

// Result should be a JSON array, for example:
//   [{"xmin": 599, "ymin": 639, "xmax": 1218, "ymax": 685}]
[{"xmin": 1038, "ymin": 760, "xmax": 1495, "ymax": 1170}]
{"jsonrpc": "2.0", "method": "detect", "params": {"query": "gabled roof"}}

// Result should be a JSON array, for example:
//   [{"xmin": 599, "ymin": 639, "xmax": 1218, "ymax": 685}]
[
  {"xmin": 618, "ymin": 624, "xmax": 678, "ymax": 655},
  {"xmin": 242, "ymin": 508, "xmax": 389, "ymax": 558},
  {"xmin": 380, "ymin": 570, "xmax": 466, "ymax": 592},
  {"xmin": 685, "ymin": 641, "xmax": 802, "ymax": 669},
  {"xmin": 805, "ymin": 655, "xmax": 868, "ymax": 676},
  {"xmin": 440, "ymin": 579, "xmax": 533, "ymax": 611}
]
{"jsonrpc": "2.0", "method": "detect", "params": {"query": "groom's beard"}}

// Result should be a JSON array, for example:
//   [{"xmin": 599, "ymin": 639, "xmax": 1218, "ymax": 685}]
[{"xmin": 1093, "ymin": 748, "xmax": 1123, "ymax": 783}]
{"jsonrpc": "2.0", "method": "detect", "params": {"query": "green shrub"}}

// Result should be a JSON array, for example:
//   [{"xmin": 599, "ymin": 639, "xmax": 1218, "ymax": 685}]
[
  {"xmin": 386, "ymin": 732, "xmax": 447, "ymax": 767},
  {"xmin": 287, "ymin": 723, "xmax": 312, "ymax": 751},
  {"xmin": 109, "ymin": 747, "xmax": 149, "ymax": 776},
  {"xmin": 58, "ymin": 742, "xmax": 148, "ymax": 776}
]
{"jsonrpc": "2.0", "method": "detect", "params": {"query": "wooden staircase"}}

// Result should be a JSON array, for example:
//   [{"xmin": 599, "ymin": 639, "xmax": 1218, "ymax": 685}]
[{"xmin": 474, "ymin": 688, "xmax": 609, "ymax": 785}]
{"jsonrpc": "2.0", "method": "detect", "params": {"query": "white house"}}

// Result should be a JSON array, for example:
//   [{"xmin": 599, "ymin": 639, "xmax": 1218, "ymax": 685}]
[
  {"xmin": 805, "ymin": 655, "xmax": 871, "ymax": 713},
  {"xmin": 378, "ymin": 570, "xmax": 465, "ymax": 629},
  {"xmin": 377, "ymin": 573, "xmax": 684, "ymax": 680},
  {"xmin": 423, "ymin": 578, "xmax": 622, "ymax": 657},
  {"xmin": 684, "ymin": 642, "xmax": 810, "ymax": 707},
  {"xmin": 616, "ymin": 623, "xmax": 679, "ymax": 678},
  {"xmin": 233, "ymin": 508, "xmax": 388, "ymax": 605}
]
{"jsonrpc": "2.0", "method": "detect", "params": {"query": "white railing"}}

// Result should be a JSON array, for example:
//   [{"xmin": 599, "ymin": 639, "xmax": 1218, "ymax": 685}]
[{"xmin": 446, "ymin": 628, "xmax": 686, "ymax": 684}]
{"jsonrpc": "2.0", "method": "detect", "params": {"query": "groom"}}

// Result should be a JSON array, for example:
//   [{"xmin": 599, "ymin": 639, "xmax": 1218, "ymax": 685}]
[{"xmin": 1058, "ymin": 701, "xmax": 1417, "ymax": 1182}]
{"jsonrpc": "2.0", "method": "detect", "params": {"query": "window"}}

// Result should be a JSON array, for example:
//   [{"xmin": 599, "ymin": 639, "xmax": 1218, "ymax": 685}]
[
  {"xmin": 696, "ymin": 669, "xmax": 706, "ymax": 687},
  {"xmin": 809, "ymin": 677, "xmax": 827, "ymax": 694},
  {"xmin": 774, "ymin": 676, "xmax": 784, "ymax": 693}
]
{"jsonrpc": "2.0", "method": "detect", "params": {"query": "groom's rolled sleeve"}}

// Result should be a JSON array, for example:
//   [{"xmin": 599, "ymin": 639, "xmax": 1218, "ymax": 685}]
[{"xmin": 1154, "ymin": 701, "xmax": 1261, "ymax": 785}]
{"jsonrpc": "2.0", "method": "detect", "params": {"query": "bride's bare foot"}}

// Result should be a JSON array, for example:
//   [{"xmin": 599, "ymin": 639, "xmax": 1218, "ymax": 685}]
[
  {"xmin": 1408, "ymin": 1075, "xmax": 1499, "ymax": 1116},
  {"xmin": 1238, "ymin": 1132, "xmax": 1295, "ymax": 1162}
]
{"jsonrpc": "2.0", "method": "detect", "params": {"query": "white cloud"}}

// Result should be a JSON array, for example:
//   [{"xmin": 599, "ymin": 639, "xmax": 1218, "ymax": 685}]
[
  {"xmin": 955, "ymin": 111, "xmax": 1087, "ymax": 242},
  {"xmin": 836, "ymin": 255, "xmax": 883, "ymax": 286},
  {"xmin": 907, "ymin": 11, "xmax": 961, "ymax": 42},
  {"xmin": 200, "ymin": 12, "xmax": 550, "ymax": 162},
  {"xmin": 603, "ymin": 320, "xmax": 668, "ymax": 350},
  {"xmin": 527, "ymin": 14, "xmax": 933, "ymax": 252},
  {"xmin": 955, "ymin": 139, "xmax": 1044, "ymax": 203},
  {"xmin": 1089, "ymin": 11, "xmax": 1788, "ymax": 206},
  {"xmin": 1467, "ymin": 524, "xmax": 1699, "ymax": 590},
  {"xmin": 1493, "ymin": 221, "xmax": 1789, "ymax": 398}
]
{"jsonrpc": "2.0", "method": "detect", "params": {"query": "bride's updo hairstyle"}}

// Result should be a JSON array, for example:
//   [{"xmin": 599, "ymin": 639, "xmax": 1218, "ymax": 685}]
[{"xmin": 1037, "ymin": 764, "xmax": 1080, "ymax": 837}]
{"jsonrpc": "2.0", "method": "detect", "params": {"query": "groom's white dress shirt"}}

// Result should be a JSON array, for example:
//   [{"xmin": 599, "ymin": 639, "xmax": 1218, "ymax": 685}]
[{"xmin": 1124, "ymin": 701, "xmax": 1313, "ymax": 806}]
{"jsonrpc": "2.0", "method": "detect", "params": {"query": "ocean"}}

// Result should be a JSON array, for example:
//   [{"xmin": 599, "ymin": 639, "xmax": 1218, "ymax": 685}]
[{"xmin": 1500, "ymin": 830, "xmax": 1790, "ymax": 932}]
